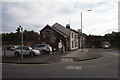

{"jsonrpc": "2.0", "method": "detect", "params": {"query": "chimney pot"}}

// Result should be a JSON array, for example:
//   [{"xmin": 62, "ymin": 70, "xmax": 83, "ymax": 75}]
[{"xmin": 66, "ymin": 24, "xmax": 70, "ymax": 29}]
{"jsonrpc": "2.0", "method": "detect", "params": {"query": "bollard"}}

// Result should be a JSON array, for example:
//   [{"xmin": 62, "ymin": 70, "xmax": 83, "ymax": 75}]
[
  {"xmin": 53, "ymin": 48, "xmax": 57, "ymax": 54},
  {"xmin": 4, "ymin": 50, "xmax": 6, "ymax": 57}
]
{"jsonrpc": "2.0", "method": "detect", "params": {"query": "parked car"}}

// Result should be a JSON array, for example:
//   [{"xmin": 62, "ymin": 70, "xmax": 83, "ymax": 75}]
[
  {"xmin": 33, "ymin": 44, "xmax": 52, "ymax": 55},
  {"xmin": 104, "ymin": 45, "xmax": 110, "ymax": 49},
  {"xmin": 102, "ymin": 42, "xmax": 111, "ymax": 49},
  {"xmin": 10, "ymin": 45, "xmax": 19, "ymax": 51},
  {"xmin": 14, "ymin": 46, "xmax": 41, "ymax": 57}
]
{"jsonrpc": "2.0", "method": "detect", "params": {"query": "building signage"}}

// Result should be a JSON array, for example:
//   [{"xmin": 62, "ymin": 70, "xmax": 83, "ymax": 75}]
[
  {"xmin": 43, "ymin": 29, "xmax": 53, "ymax": 36},
  {"xmin": 58, "ymin": 42, "xmax": 63, "ymax": 48}
]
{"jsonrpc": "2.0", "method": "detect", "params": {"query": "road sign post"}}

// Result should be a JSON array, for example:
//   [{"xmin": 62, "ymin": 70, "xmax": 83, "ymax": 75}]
[{"xmin": 17, "ymin": 26, "xmax": 24, "ymax": 59}]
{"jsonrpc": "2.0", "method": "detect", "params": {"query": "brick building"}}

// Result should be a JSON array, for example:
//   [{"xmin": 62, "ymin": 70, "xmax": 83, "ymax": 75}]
[{"xmin": 39, "ymin": 23, "xmax": 81, "ymax": 51}]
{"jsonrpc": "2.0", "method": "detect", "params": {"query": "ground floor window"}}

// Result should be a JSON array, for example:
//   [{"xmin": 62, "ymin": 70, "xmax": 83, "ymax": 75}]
[
  {"xmin": 50, "ymin": 35, "xmax": 56, "ymax": 43},
  {"xmin": 72, "ymin": 41, "xmax": 74, "ymax": 48}
]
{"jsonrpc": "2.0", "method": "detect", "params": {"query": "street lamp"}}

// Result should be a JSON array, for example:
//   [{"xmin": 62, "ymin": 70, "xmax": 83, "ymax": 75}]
[{"xmin": 81, "ymin": 9, "xmax": 92, "ymax": 51}]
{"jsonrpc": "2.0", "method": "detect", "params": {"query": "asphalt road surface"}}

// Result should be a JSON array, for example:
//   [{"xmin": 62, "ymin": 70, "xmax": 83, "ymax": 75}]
[{"xmin": 1, "ymin": 49, "xmax": 119, "ymax": 78}]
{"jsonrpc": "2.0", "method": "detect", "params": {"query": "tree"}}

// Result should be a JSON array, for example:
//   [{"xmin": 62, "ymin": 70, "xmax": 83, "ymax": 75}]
[{"xmin": 2, "ymin": 30, "xmax": 40, "ymax": 46}]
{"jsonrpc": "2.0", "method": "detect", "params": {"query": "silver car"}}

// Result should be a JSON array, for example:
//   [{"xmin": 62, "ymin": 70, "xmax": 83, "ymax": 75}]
[
  {"xmin": 33, "ymin": 44, "xmax": 52, "ymax": 55},
  {"xmin": 14, "ymin": 46, "xmax": 41, "ymax": 57}
]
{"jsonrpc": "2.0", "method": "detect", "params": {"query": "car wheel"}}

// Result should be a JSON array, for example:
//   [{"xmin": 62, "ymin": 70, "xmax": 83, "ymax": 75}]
[
  {"xmin": 48, "ymin": 51, "xmax": 50, "ymax": 54},
  {"xmin": 14, "ymin": 52, "xmax": 20, "ymax": 57},
  {"xmin": 39, "ymin": 51, "xmax": 43, "ymax": 55},
  {"xmin": 42, "ymin": 50, "xmax": 48, "ymax": 55},
  {"xmin": 30, "ymin": 52, "xmax": 35, "ymax": 57}
]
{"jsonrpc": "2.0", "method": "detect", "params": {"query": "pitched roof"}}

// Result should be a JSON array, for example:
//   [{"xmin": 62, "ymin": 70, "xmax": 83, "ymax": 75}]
[
  {"xmin": 51, "ymin": 26, "xmax": 68, "ymax": 37},
  {"xmin": 41, "ymin": 24, "xmax": 68, "ymax": 37},
  {"xmin": 52, "ymin": 23, "xmax": 70, "ymax": 37}
]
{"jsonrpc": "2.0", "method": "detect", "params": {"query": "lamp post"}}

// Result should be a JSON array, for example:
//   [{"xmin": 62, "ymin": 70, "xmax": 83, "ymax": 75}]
[{"xmin": 81, "ymin": 10, "xmax": 91, "ymax": 51}]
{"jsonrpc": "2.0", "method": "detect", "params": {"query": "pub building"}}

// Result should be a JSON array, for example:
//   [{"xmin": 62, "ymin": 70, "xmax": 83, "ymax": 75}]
[{"xmin": 39, "ymin": 22, "xmax": 84, "ymax": 52}]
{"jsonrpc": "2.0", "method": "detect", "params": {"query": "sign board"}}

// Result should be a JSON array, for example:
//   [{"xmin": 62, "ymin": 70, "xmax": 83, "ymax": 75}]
[
  {"xmin": 43, "ymin": 29, "xmax": 53, "ymax": 36},
  {"xmin": 58, "ymin": 42, "xmax": 63, "ymax": 48}
]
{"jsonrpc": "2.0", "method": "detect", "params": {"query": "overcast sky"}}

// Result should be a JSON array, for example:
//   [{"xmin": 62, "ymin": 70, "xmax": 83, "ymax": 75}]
[{"xmin": 1, "ymin": 0, "xmax": 119, "ymax": 36}]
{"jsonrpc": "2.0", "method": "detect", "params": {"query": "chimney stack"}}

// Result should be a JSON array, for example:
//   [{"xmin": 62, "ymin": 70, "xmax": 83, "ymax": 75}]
[{"xmin": 66, "ymin": 24, "xmax": 70, "ymax": 29}]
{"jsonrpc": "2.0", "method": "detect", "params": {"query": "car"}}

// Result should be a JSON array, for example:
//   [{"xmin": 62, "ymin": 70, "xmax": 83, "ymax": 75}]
[
  {"xmin": 103, "ymin": 44, "xmax": 110, "ymax": 49},
  {"xmin": 102, "ymin": 42, "xmax": 111, "ymax": 49},
  {"xmin": 33, "ymin": 44, "xmax": 52, "ymax": 55},
  {"xmin": 14, "ymin": 46, "xmax": 41, "ymax": 57},
  {"xmin": 10, "ymin": 45, "xmax": 19, "ymax": 51}
]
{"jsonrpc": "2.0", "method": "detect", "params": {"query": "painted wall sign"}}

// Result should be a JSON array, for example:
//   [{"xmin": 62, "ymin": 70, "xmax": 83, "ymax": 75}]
[{"xmin": 43, "ymin": 29, "xmax": 53, "ymax": 36}]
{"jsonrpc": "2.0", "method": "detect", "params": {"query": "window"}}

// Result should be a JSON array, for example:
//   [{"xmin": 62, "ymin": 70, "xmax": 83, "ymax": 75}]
[
  {"xmin": 72, "ymin": 41, "xmax": 74, "ymax": 48},
  {"xmin": 38, "ymin": 45, "xmax": 46, "ymax": 47},
  {"xmin": 23, "ymin": 47, "xmax": 28, "ymax": 50},
  {"xmin": 72, "ymin": 33, "xmax": 74, "ymax": 38},
  {"xmin": 50, "ymin": 35, "xmax": 56, "ymax": 43},
  {"xmin": 16, "ymin": 47, "xmax": 21, "ymax": 50}
]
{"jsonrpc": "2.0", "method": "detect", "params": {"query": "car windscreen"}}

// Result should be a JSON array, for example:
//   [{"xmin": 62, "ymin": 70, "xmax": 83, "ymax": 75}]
[
  {"xmin": 34, "ymin": 45, "xmax": 46, "ymax": 47},
  {"xmin": 16, "ymin": 47, "xmax": 29, "ymax": 50},
  {"xmin": 16, "ymin": 47, "xmax": 22, "ymax": 50},
  {"xmin": 29, "ymin": 47, "xmax": 32, "ymax": 50}
]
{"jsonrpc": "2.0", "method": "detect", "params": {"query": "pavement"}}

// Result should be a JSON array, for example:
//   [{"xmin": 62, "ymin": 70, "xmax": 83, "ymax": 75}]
[
  {"xmin": 61, "ymin": 48, "xmax": 103, "ymax": 62},
  {"xmin": 2, "ymin": 48, "xmax": 103, "ymax": 64}
]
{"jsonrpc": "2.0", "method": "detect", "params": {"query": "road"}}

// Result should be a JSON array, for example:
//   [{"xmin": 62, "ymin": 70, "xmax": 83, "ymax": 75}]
[{"xmin": 1, "ymin": 49, "xmax": 119, "ymax": 78}]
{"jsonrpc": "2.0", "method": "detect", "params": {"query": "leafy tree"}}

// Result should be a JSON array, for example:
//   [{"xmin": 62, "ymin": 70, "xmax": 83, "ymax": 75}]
[{"xmin": 2, "ymin": 30, "xmax": 40, "ymax": 46}]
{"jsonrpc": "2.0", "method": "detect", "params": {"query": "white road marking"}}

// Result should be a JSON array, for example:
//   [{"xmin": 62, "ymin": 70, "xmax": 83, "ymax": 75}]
[
  {"xmin": 1, "ymin": 62, "xmax": 49, "ymax": 66},
  {"xmin": 65, "ymin": 66, "xmax": 82, "ymax": 70}
]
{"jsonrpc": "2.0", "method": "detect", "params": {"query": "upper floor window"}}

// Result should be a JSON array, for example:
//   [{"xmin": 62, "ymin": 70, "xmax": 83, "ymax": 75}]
[{"xmin": 72, "ymin": 32, "xmax": 74, "ymax": 38}]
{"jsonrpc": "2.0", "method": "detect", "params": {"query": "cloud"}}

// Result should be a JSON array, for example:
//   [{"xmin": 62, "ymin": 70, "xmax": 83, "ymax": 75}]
[
  {"xmin": 1, "ymin": 0, "xmax": 113, "ymax": 3},
  {"xmin": 83, "ymin": 20, "xmax": 118, "ymax": 36},
  {"xmin": 1, "ymin": 0, "xmax": 119, "ymax": 35}
]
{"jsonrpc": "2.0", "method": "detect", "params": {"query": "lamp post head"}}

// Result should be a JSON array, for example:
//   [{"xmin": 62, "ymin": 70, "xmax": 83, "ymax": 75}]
[
  {"xmin": 87, "ymin": 10, "xmax": 92, "ymax": 11},
  {"xmin": 81, "ymin": 10, "xmax": 92, "ymax": 13}
]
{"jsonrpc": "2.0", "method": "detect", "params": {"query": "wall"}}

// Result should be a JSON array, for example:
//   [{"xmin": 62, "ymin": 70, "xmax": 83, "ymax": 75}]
[
  {"xmin": 40, "ymin": 26, "xmax": 58, "ymax": 49},
  {"xmin": 69, "ymin": 31, "xmax": 79, "ymax": 50},
  {"xmin": 40, "ymin": 26, "xmax": 69, "ymax": 51}
]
